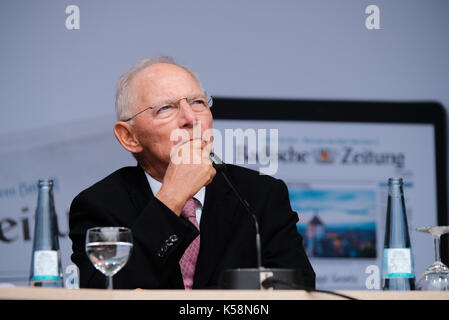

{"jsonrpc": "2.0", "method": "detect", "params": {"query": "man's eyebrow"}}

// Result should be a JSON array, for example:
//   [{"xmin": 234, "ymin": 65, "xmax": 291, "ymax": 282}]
[
  {"xmin": 154, "ymin": 98, "xmax": 176, "ymax": 105},
  {"xmin": 154, "ymin": 93, "xmax": 205, "ymax": 105},
  {"xmin": 189, "ymin": 93, "xmax": 205, "ymax": 97}
]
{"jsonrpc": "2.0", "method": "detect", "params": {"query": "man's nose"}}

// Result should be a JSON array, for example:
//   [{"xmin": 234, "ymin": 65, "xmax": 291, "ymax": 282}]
[{"xmin": 178, "ymin": 99, "xmax": 197, "ymax": 125}]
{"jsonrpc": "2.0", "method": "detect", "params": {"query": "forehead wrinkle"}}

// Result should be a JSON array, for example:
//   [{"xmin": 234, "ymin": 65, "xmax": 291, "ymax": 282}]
[
  {"xmin": 128, "ymin": 69, "xmax": 160, "ymax": 108},
  {"xmin": 132, "ymin": 66, "xmax": 202, "ymax": 108}
]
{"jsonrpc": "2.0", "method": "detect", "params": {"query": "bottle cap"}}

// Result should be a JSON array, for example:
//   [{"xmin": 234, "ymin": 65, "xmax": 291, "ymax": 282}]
[
  {"xmin": 38, "ymin": 179, "xmax": 54, "ymax": 187},
  {"xmin": 388, "ymin": 177, "xmax": 403, "ymax": 184}
]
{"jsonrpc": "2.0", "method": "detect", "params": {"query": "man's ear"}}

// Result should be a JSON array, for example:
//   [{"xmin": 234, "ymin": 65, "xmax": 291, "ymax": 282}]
[{"xmin": 113, "ymin": 121, "xmax": 143, "ymax": 153}]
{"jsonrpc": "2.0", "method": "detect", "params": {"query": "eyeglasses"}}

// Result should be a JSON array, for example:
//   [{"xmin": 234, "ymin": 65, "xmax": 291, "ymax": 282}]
[{"xmin": 123, "ymin": 93, "xmax": 213, "ymax": 122}]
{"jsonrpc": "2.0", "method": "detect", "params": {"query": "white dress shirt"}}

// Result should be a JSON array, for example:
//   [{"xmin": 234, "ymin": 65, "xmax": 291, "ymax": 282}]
[{"xmin": 145, "ymin": 172, "xmax": 205, "ymax": 225}]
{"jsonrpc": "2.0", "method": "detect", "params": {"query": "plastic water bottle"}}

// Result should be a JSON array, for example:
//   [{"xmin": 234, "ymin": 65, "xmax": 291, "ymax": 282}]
[
  {"xmin": 382, "ymin": 178, "xmax": 415, "ymax": 290},
  {"xmin": 29, "ymin": 179, "xmax": 64, "ymax": 287}
]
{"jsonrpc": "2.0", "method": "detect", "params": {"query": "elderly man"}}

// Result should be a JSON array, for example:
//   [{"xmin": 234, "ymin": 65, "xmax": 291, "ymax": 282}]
[{"xmin": 69, "ymin": 56, "xmax": 315, "ymax": 289}]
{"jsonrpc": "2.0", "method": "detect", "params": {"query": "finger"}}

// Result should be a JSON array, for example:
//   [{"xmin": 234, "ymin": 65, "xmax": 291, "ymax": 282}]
[
  {"xmin": 170, "ymin": 135, "xmax": 193, "ymax": 165},
  {"xmin": 174, "ymin": 140, "xmax": 196, "ymax": 165},
  {"xmin": 191, "ymin": 137, "xmax": 203, "ymax": 151},
  {"xmin": 205, "ymin": 168, "xmax": 217, "ymax": 185},
  {"xmin": 169, "ymin": 142, "xmax": 184, "ymax": 165},
  {"xmin": 202, "ymin": 146, "xmax": 214, "ymax": 165},
  {"xmin": 202, "ymin": 141, "xmax": 214, "ymax": 158}
]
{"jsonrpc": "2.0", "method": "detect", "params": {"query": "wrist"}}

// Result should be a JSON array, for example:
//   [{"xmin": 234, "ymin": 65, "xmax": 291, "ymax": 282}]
[{"xmin": 155, "ymin": 188, "xmax": 187, "ymax": 216}]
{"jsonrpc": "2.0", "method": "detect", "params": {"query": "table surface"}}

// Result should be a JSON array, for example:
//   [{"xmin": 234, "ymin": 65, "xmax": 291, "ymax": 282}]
[{"xmin": 1, "ymin": 287, "xmax": 449, "ymax": 300}]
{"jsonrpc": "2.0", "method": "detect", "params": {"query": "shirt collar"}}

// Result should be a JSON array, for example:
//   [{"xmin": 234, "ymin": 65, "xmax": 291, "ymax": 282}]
[{"xmin": 144, "ymin": 171, "xmax": 205, "ymax": 207}]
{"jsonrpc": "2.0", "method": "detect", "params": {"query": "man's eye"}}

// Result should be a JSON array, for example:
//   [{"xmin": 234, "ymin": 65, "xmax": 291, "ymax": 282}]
[
  {"xmin": 193, "ymin": 99, "xmax": 206, "ymax": 105},
  {"xmin": 157, "ymin": 105, "xmax": 173, "ymax": 113}
]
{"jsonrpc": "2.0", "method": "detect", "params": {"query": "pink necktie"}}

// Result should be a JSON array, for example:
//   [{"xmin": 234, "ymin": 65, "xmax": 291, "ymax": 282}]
[{"xmin": 179, "ymin": 198, "xmax": 200, "ymax": 290}]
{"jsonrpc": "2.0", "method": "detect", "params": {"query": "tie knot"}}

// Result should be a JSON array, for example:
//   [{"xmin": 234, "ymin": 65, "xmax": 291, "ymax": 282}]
[{"xmin": 181, "ymin": 198, "xmax": 196, "ymax": 219}]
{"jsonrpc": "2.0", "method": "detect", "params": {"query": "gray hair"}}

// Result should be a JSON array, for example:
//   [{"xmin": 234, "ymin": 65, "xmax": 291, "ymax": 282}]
[{"xmin": 115, "ymin": 56, "xmax": 203, "ymax": 121}]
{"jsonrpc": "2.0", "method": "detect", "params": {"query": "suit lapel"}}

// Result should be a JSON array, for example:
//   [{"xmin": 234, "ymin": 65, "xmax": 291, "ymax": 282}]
[{"xmin": 193, "ymin": 172, "xmax": 240, "ymax": 288}]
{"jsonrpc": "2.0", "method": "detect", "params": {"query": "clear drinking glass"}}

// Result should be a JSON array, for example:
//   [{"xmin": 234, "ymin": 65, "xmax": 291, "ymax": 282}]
[
  {"xmin": 85, "ymin": 227, "xmax": 133, "ymax": 290},
  {"xmin": 415, "ymin": 226, "xmax": 449, "ymax": 290}
]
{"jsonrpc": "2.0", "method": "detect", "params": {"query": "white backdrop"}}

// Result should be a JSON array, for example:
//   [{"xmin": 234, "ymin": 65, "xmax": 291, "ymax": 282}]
[{"xmin": 1, "ymin": 0, "xmax": 448, "ymax": 137}]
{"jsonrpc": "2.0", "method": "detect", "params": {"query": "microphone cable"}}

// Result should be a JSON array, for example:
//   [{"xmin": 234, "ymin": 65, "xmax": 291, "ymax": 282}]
[{"xmin": 261, "ymin": 277, "xmax": 358, "ymax": 300}]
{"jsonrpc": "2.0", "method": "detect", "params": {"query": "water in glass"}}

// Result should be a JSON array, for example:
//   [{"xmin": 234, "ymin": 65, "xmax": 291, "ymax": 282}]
[{"xmin": 415, "ymin": 226, "xmax": 449, "ymax": 290}]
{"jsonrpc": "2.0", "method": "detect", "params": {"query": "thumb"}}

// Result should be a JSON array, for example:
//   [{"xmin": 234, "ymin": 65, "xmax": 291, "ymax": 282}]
[{"xmin": 202, "ymin": 142, "xmax": 214, "ymax": 163}]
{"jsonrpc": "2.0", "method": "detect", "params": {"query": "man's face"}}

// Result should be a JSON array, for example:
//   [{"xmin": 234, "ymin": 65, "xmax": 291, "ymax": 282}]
[{"xmin": 129, "ymin": 63, "xmax": 213, "ymax": 174}]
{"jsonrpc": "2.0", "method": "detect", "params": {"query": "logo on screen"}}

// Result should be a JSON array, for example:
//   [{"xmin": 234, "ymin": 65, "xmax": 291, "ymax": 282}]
[{"xmin": 312, "ymin": 149, "xmax": 338, "ymax": 164}]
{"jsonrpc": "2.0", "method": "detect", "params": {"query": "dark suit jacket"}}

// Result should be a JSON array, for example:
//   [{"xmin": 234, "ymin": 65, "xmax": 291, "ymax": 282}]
[{"xmin": 69, "ymin": 164, "xmax": 315, "ymax": 289}]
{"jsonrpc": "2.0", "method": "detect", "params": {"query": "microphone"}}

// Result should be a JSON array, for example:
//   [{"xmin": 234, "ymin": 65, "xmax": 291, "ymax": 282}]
[{"xmin": 209, "ymin": 152, "xmax": 227, "ymax": 172}]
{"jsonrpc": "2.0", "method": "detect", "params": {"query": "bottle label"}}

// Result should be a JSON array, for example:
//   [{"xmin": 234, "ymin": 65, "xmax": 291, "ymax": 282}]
[
  {"xmin": 382, "ymin": 248, "xmax": 414, "ymax": 278},
  {"xmin": 33, "ymin": 250, "xmax": 59, "ymax": 281}
]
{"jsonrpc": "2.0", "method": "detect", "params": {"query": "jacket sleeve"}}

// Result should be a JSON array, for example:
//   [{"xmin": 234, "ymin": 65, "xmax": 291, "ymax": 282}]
[{"xmin": 69, "ymin": 191, "xmax": 198, "ymax": 289}]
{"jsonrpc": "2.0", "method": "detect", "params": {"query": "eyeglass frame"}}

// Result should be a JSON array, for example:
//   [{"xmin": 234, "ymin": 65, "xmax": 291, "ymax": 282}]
[{"xmin": 122, "ymin": 92, "xmax": 213, "ymax": 122}]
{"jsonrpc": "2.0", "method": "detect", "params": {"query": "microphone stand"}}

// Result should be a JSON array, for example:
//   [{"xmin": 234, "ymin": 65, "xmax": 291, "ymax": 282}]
[
  {"xmin": 209, "ymin": 152, "xmax": 262, "ymax": 269},
  {"xmin": 210, "ymin": 153, "xmax": 304, "ymax": 290},
  {"xmin": 210, "ymin": 153, "xmax": 358, "ymax": 298},
  {"xmin": 219, "ymin": 171, "xmax": 263, "ymax": 270}
]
